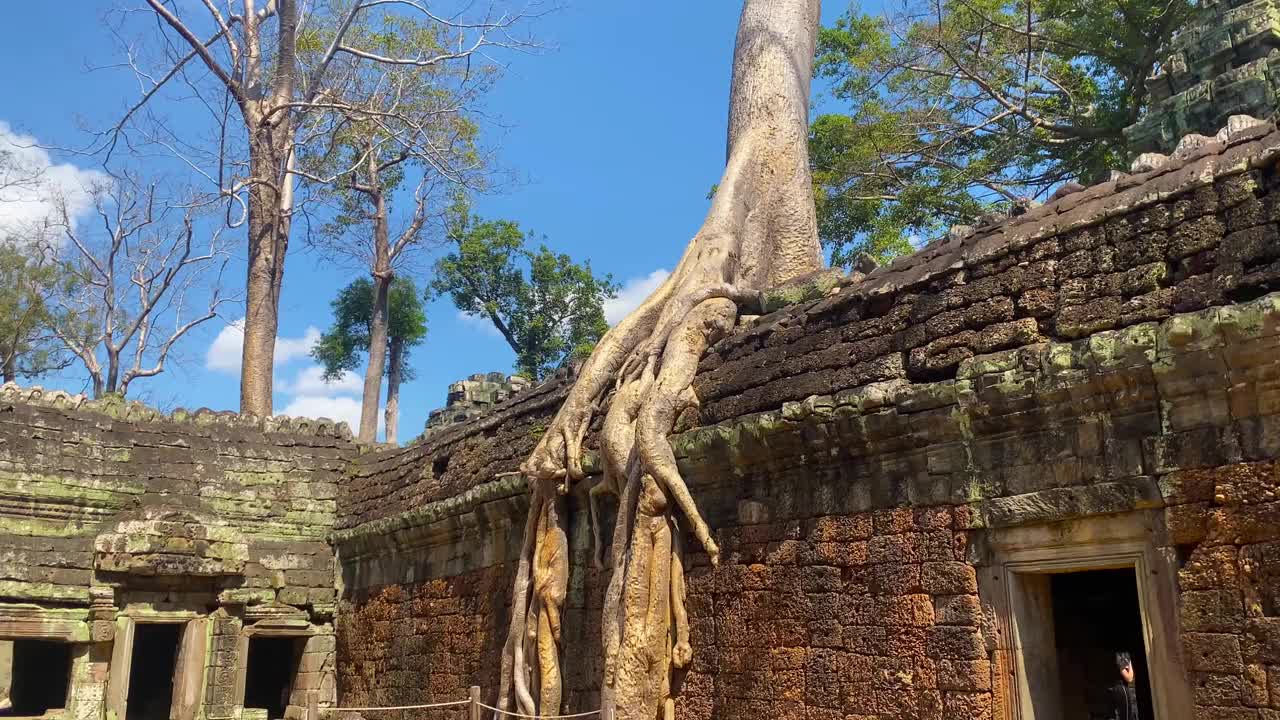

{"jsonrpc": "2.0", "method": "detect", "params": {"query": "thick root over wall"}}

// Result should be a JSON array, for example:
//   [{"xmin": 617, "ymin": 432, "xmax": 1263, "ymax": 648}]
[{"xmin": 494, "ymin": 1, "xmax": 823, "ymax": 718}]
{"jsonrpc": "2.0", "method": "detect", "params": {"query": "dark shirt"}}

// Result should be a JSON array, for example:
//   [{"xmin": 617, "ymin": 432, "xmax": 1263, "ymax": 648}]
[{"xmin": 1106, "ymin": 682, "xmax": 1139, "ymax": 720}]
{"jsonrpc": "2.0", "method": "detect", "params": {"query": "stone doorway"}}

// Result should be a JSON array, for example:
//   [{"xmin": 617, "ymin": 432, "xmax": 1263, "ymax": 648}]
[
  {"xmin": 981, "ymin": 513, "xmax": 1192, "ymax": 720},
  {"xmin": 124, "ymin": 624, "xmax": 183, "ymax": 720},
  {"xmin": 242, "ymin": 637, "xmax": 304, "ymax": 720},
  {"xmin": 1, "ymin": 640, "xmax": 72, "ymax": 717},
  {"xmin": 1049, "ymin": 569, "xmax": 1154, "ymax": 720},
  {"xmin": 107, "ymin": 617, "xmax": 208, "ymax": 720}
]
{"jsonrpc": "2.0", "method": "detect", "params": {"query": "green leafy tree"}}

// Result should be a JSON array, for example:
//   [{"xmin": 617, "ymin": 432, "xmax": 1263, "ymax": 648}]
[
  {"xmin": 812, "ymin": 0, "xmax": 1196, "ymax": 266},
  {"xmin": 0, "ymin": 240, "xmax": 72, "ymax": 384},
  {"xmin": 312, "ymin": 277, "xmax": 427, "ymax": 443},
  {"xmin": 432, "ymin": 215, "xmax": 618, "ymax": 382}
]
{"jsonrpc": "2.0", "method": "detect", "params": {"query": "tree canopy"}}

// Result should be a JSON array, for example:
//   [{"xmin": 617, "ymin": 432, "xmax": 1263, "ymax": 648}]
[
  {"xmin": 811, "ymin": 0, "xmax": 1195, "ymax": 266},
  {"xmin": 432, "ymin": 215, "xmax": 618, "ymax": 382},
  {"xmin": 0, "ymin": 241, "xmax": 71, "ymax": 384},
  {"xmin": 312, "ymin": 276, "xmax": 428, "ymax": 383}
]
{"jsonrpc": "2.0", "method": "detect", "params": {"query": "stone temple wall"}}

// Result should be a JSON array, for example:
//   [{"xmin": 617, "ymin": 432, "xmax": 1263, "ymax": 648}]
[
  {"xmin": 331, "ymin": 119, "xmax": 1280, "ymax": 720},
  {"xmin": 0, "ymin": 389, "xmax": 357, "ymax": 720}
]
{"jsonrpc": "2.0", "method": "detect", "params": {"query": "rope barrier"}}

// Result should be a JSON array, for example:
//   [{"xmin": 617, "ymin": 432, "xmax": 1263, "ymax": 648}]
[
  {"xmin": 329, "ymin": 701, "xmax": 471, "ymax": 711},
  {"xmin": 474, "ymin": 702, "xmax": 600, "ymax": 719}
]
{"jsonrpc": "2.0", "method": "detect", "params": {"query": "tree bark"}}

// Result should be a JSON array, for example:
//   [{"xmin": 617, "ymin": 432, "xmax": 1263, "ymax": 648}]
[
  {"xmin": 105, "ymin": 350, "xmax": 120, "ymax": 396},
  {"xmin": 2, "ymin": 355, "xmax": 15, "ymax": 384},
  {"xmin": 358, "ymin": 150, "xmax": 392, "ymax": 442},
  {"xmin": 384, "ymin": 336, "xmax": 403, "ymax": 444},
  {"xmin": 240, "ymin": 127, "xmax": 293, "ymax": 417},
  {"xmin": 238, "ymin": 0, "xmax": 299, "ymax": 418},
  {"xmin": 360, "ymin": 267, "xmax": 391, "ymax": 443}
]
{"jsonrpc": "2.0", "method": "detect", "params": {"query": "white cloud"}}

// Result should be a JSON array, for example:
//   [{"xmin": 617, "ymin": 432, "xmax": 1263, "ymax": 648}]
[
  {"xmin": 279, "ymin": 326, "xmax": 323, "ymax": 363},
  {"xmin": 280, "ymin": 394, "xmax": 384, "ymax": 436},
  {"xmin": 605, "ymin": 268, "xmax": 670, "ymax": 325},
  {"xmin": 457, "ymin": 310, "xmax": 503, "ymax": 338},
  {"xmin": 283, "ymin": 365, "xmax": 363, "ymax": 395},
  {"xmin": 205, "ymin": 318, "xmax": 323, "ymax": 374},
  {"xmin": 0, "ymin": 122, "xmax": 108, "ymax": 239},
  {"xmin": 280, "ymin": 395, "xmax": 364, "ymax": 429}
]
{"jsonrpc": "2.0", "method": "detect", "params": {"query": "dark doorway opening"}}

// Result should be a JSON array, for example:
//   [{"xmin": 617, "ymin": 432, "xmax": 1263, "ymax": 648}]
[
  {"xmin": 1050, "ymin": 569, "xmax": 1154, "ymax": 720},
  {"xmin": 243, "ymin": 637, "xmax": 303, "ymax": 720},
  {"xmin": 5, "ymin": 640, "xmax": 71, "ymax": 716},
  {"xmin": 126, "ymin": 624, "xmax": 182, "ymax": 720}
]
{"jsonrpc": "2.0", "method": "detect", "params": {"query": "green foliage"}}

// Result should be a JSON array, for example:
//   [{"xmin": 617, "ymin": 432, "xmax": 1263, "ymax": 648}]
[
  {"xmin": 312, "ymin": 276, "xmax": 428, "ymax": 381},
  {"xmin": 432, "ymin": 214, "xmax": 618, "ymax": 382},
  {"xmin": 0, "ymin": 241, "xmax": 71, "ymax": 381},
  {"xmin": 812, "ymin": 0, "xmax": 1195, "ymax": 267}
]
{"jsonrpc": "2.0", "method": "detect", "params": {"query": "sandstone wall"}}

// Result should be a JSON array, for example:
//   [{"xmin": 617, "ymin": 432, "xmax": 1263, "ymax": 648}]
[
  {"xmin": 333, "ymin": 120, "xmax": 1280, "ymax": 720},
  {"xmin": 0, "ymin": 388, "xmax": 353, "ymax": 608},
  {"xmin": 0, "ymin": 388, "xmax": 357, "ymax": 720}
]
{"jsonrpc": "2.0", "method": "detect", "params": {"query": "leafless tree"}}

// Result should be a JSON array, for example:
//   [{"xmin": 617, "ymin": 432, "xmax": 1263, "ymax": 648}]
[
  {"xmin": 300, "ymin": 15, "xmax": 493, "ymax": 442},
  {"xmin": 51, "ymin": 175, "xmax": 235, "ymax": 398},
  {"xmin": 95, "ymin": 0, "xmax": 544, "ymax": 416}
]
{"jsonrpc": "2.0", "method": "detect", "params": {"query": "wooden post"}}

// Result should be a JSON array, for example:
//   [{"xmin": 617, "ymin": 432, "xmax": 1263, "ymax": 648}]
[
  {"xmin": 307, "ymin": 690, "xmax": 319, "ymax": 720},
  {"xmin": 468, "ymin": 686, "xmax": 481, "ymax": 720}
]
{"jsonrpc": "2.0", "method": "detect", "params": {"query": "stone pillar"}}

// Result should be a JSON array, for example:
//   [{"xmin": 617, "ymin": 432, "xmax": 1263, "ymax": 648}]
[
  {"xmin": 0, "ymin": 640, "xmax": 11, "ymax": 709},
  {"xmin": 68, "ymin": 643, "xmax": 112, "ymax": 720},
  {"xmin": 206, "ymin": 609, "xmax": 244, "ymax": 720}
]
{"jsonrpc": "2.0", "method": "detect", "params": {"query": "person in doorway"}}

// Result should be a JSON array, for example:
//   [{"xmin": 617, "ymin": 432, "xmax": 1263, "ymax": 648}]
[{"xmin": 1103, "ymin": 651, "xmax": 1141, "ymax": 720}]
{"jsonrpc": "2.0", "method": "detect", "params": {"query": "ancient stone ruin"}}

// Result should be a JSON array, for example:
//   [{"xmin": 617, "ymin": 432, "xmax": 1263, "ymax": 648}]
[
  {"xmin": 423, "ymin": 374, "xmax": 533, "ymax": 438},
  {"xmin": 8, "ymin": 7, "xmax": 1280, "ymax": 720},
  {"xmin": 1125, "ymin": 0, "xmax": 1280, "ymax": 153},
  {"xmin": 4, "ymin": 115, "xmax": 1280, "ymax": 719}
]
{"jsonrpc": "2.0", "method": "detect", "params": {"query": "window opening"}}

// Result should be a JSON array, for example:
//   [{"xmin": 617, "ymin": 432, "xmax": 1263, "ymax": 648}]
[{"xmin": 4, "ymin": 640, "xmax": 71, "ymax": 717}]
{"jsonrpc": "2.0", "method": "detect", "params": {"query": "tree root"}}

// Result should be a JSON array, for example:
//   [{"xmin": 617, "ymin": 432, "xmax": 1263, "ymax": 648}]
[{"xmin": 496, "ymin": 2, "xmax": 822, "ymax": 716}]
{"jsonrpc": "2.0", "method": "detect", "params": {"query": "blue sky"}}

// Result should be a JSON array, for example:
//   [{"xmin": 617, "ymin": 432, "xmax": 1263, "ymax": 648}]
[{"xmin": 0, "ymin": 1, "xmax": 858, "ymax": 442}]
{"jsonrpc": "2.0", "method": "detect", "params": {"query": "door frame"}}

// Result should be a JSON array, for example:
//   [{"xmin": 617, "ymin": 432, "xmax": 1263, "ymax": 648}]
[
  {"xmin": 979, "ymin": 512, "xmax": 1193, "ymax": 720},
  {"xmin": 106, "ymin": 615, "xmax": 205, "ymax": 720}
]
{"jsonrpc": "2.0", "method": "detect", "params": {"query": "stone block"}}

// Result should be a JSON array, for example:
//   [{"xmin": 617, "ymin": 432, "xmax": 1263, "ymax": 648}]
[
  {"xmin": 1182, "ymin": 589, "xmax": 1248, "ymax": 631},
  {"xmin": 921, "ymin": 562, "xmax": 978, "ymax": 595},
  {"xmin": 936, "ymin": 659, "xmax": 992, "ymax": 691},
  {"xmin": 1185, "ymin": 633, "xmax": 1245, "ymax": 673},
  {"xmin": 934, "ymin": 595, "xmax": 983, "ymax": 627},
  {"xmin": 1195, "ymin": 672, "xmax": 1245, "ymax": 707},
  {"xmin": 927, "ymin": 626, "xmax": 986, "ymax": 660},
  {"xmin": 941, "ymin": 691, "xmax": 993, "ymax": 720}
]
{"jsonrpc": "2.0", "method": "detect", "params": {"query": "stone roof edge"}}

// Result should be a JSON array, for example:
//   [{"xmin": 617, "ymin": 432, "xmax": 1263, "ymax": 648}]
[
  {"xmin": 675, "ymin": 290, "xmax": 1280, "ymax": 479},
  {"xmin": 0, "ymin": 381, "xmax": 355, "ymax": 441},
  {"xmin": 330, "ymin": 472, "xmax": 528, "ymax": 545},
  {"xmin": 846, "ymin": 115, "xmax": 1279, "ymax": 303}
]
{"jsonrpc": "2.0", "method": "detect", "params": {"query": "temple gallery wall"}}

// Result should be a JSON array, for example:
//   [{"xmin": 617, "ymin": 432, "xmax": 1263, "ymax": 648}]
[{"xmin": 2, "ymin": 115, "xmax": 1280, "ymax": 720}]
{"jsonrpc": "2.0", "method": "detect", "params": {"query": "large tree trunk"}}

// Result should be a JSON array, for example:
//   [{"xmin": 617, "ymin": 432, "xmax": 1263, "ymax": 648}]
[
  {"xmin": 384, "ymin": 336, "xmax": 403, "ymax": 444},
  {"xmin": 239, "ymin": 0, "xmax": 299, "ymax": 418},
  {"xmin": 358, "ymin": 177, "xmax": 392, "ymax": 443},
  {"xmin": 240, "ymin": 128, "xmax": 293, "ymax": 417},
  {"xmin": 496, "ymin": 2, "xmax": 822, "ymax": 718},
  {"xmin": 105, "ymin": 350, "xmax": 120, "ymax": 397},
  {"xmin": 360, "ymin": 269, "xmax": 391, "ymax": 443}
]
